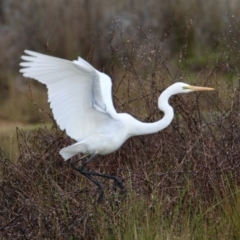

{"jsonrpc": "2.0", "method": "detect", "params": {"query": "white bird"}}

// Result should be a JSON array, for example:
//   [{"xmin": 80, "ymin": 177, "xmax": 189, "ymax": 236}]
[{"xmin": 20, "ymin": 50, "xmax": 214, "ymax": 201}]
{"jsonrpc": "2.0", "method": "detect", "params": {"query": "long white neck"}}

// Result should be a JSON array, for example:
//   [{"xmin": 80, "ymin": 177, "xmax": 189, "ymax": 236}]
[{"xmin": 125, "ymin": 86, "xmax": 175, "ymax": 137}]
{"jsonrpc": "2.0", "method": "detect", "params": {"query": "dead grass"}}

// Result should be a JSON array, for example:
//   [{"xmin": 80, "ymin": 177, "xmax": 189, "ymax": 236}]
[
  {"xmin": 1, "ymin": 60, "xmax": 240, "ymax": 239},
  {"xmin": 1, "ymin": 6, "xmax": 240, "ymax": 238},
  {"xmin": 1, "ymin": 87, "xmax": 240, "ymax": 238}
]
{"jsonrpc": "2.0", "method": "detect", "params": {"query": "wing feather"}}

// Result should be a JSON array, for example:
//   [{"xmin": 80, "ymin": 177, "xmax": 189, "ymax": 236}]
[{"xmin": 20, "ymin": 50, "xmax": 117, "ymax": 141}]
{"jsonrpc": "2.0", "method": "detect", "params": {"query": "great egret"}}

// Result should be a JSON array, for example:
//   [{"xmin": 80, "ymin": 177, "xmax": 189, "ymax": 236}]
[{"xmin": 20, "ymin": 50, "xmax": 214, "ymax": 201}]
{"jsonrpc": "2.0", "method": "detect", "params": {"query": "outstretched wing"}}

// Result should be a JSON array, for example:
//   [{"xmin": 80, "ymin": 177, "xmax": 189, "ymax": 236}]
[{"xmin": 20, "ymin": 50, "xmax": 117, "ymax": 141}]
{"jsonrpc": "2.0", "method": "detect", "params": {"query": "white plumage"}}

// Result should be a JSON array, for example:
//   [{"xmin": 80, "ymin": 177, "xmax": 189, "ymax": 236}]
[{"xmin": 20, "ymin": 50, "xmax": 214, "ymax": 161}]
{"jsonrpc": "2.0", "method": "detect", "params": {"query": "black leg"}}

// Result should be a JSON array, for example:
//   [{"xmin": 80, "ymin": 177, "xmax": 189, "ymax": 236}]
[
  {"xmin": 70, "ymin": 154, "xmax": 125, "ymax": 202},
  {"xmin": 81, "ymin": 170, "xmax": 125, "ymax": 193},
  {"xmin": 81, "ymin": 172, "xmax": 104, "ymax": 202}
]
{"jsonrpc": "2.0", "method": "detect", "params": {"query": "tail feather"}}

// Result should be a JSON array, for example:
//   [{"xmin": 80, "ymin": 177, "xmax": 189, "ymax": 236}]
[{"xmin": 59, "ymin": 142, "xmax": 87, "ymax": 160}]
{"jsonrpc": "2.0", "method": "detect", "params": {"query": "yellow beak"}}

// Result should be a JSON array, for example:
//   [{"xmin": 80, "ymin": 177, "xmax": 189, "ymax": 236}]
[{"xmin": 186, "ymin": 85, "xmax": 214, "ymax": 91}]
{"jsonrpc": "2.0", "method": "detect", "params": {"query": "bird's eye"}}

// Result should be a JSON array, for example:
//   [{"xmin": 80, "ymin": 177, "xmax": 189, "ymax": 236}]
[{"xmin": 182, "ymin": 86, "xmax": 189, "ymax": 90}]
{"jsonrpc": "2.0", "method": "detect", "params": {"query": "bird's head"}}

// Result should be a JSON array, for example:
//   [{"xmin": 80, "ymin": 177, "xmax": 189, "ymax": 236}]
[{"xmin": 169, "ymin": 82, "xmax": 214, "ymax": 95}]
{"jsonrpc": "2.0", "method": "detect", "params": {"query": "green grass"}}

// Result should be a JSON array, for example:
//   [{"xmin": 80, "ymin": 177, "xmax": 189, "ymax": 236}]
[
  {"xmin": 0, "ymin": 122, "xmax": 52, "ymax": 161},
  {"xmin": 91, "ymin": 190, "xmax": 240, "ymax": 240}
]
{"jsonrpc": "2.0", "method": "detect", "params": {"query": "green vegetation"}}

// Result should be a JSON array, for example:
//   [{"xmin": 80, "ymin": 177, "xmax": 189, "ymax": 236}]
[{"xmin": 0, "ymin": 122, "xmax": 52, "ymax": 160}]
